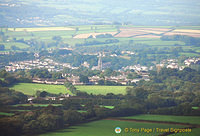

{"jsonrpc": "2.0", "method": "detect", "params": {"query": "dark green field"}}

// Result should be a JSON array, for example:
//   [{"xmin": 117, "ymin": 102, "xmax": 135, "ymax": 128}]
[
  {"xmin": 121, "ymin": 114, "xmax": 200, "ymax": 125},
  {"xmin": 39, "ymin": 119, "xmax": 186, "ymax": 136},
  {"xmin": 38, "ymin": 114, "xmax": 200, "ymax": 136}
]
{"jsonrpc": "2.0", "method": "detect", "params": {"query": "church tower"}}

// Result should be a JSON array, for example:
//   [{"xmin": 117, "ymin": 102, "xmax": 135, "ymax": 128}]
[{"xmin": 98, "ymin": 52, "xmax": 103, "ymax": 70}]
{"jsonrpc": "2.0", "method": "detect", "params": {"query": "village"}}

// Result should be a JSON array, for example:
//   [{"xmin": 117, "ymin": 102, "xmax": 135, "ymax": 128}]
[
  {"xmin": 4, "ymin": 51, "xmax": 200, "ymax": 86},
  {"xmin": 5, "ymin": 55, "xmax": 150, "ymax": 85}
]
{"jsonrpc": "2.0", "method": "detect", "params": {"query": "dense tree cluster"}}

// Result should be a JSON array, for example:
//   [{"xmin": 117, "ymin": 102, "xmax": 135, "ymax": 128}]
[
  {"xmin": 0, "ymin": 70, "xmax": 31, "ymax": 87},
  {"xmin": 161, "ymin": 35, "xmax": 200, "ymax": 46},
  {"xmin": 64, "ymin": 81, "xmax": 78, "ymax": 94},
  {"xmin": 0, "ymin": 87, "xmax": 27, "ymax": 105},
  {"xmin": 75, "ymin": 39, "xmax": 119, "ymax": 47},
  {"xmin": 0, "ymin": 105, "xmax": 64, "ymax": 136},
  {"xmin": 148, "ymin": 67, "xmax": 200, "ymax": 92},
  {"xmin": 0, "ymin": 52, "xmax": 35, "ymax": 68}
]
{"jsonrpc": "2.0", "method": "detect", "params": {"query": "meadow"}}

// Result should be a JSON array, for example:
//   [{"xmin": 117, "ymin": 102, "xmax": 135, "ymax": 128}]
[
  {"xmin": 11, "ymin": 83, "xmax": 70, "ymax": 95},
  {"xmin": 11, "ymin": 83, "xmax": 128, "ymax": 95},
  {"xmin": 39, "ymin": 119, "xmax": 186, "ymax": 136},
  {"xmin": 0, "ymin": 42, "xmax": 29, "ymax": 50},
  {"xmin": 121, "ymin": 114, "xmax": 200, "ymax": 125},
  {"xmin": 0, "ymin": 112, "xmax": 14, "ymax": 116},
  {"xmin": 8, "ymin": 27, "xmax": 74, "ymax": 32},
  {"xmin": 75, "ymin": 85, "xmax": 128, "ymax": 95}
]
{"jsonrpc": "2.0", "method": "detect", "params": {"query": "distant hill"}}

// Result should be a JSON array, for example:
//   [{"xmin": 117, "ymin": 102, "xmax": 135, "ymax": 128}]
[{"xmin": 0, "ymin": 0, "xmax": 200, "ymax": 27}]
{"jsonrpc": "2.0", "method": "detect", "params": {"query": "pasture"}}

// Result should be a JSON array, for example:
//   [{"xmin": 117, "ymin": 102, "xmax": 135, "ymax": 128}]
[
  {"xmin": 99, "ymin": 105, "xmax": 115, "ymax": 109},
  {"xmin": 11, "ymin": 83, "xmax": 128, "ymax": 96},
  {"xmin": 121, "ymin": 114, "xmax": 200, "ymax": 125},
  {"xmin": 75, "ymin": 85, "xmax": 128, "ymax": 95},
  {"xmin": 134, "ymin": 39, "xmax": 185, "ymax": 46},
  {"xmin": 8, "ymin": 27, "xmax": 74, "ymax": 32},
  {"xmin": 0, "ymin": 42, "xmax": 29, "ymax": 49},
  {"xmin": 0, "ymin": 112, "xmax": 14, "ymax": 116},
  {"xmin": 40, "ymin": 119, "xmax": 186, "ymax": 136},
  {"xmin": 11, "ymin": 83, "xmax": 70, "ymax": 95}
]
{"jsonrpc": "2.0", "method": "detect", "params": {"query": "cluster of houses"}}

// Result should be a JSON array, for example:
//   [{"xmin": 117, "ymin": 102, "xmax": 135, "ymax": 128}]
[
  {"xmin": 156, "ymin": 59, "xmax": 184, "ymax": 70},
  {"xmin": 32, "ymin": 69, "xmax": 150, "ymax": 86},
  {"xmin": 32, "ymin": 75, "xmax": 84, "ymax": 85},
  {"xmin": 184, "ymin": 58, "xmax": 200, "ymax": 66},
  {"xmin": 83, "ymin": 50, "xmax": 135, "ymax": 58},
  {"xmin": 28, "ymin": 94, "xmax": 71, "ymax": 103},
  {"xmin": 5, "ymin": 58, "xmax": 79, "ymax": 72},
  {"xmin": 123, "ymin": 64, "xmax": 150, "ymax": 72},
  {"xmin": 156, "ymin": 57, "xmax": 200, "ymax": 71}
]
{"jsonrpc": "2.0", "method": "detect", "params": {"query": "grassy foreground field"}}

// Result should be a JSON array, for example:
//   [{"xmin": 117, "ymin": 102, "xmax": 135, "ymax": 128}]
[
  {"xmin": 75, "ymin": 85, "xmax": 128, "ymax": 95},
  {"xmin": 11, "ymin": 83, "xmax": 70, "ymax": 95},
  {"xmin": 121, "ymin": 114, "xmax": 200, "ymax": 125},
  {"xmin": 40, "ymin": 119, "xmax": 185, "ymax": 136}
]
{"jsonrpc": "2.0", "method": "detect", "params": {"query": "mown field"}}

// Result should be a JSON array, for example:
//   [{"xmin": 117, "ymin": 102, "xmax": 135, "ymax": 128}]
[
  {"xmin": 121, "ymin": 114, "xmax": 200, "ymax": 125},
  {"xmin": 39, "ymin": 119, "xmax": 186, "ymax": 136},
  {"xmin": 11, "ymin": 83, "xmax": 128, "ymax": 95},
  {"xmin": 11, "ymin": 83, "xmax": 70, "ymax": 95},
  {"xmin": 75, "ymin": 85, "xmax": 128, "ymax": 95}
]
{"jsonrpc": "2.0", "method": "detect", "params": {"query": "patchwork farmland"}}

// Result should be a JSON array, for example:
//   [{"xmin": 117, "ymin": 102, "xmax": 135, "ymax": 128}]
[{"xmin": 1, "ymin": 25, "xmax": 200, "ymax": 53}]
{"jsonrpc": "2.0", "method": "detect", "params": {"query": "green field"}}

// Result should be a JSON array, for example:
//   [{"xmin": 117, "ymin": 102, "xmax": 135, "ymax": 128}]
[
  {"xmin": 0, "ymin": 78, "xmax": 4, "ymax": 81},
  {"xmin": 8, "ymin": 27, "xmax": 74, "ymax": 32},
  {"xmin": 192, "ymin": 107, "xmax": 199, "ymax": 110},
  {"xmin": 0, "ymin": 112, "xmax": 14, "ymax": 116},
  {"xmin": 0, "ymin": 42, "xmax": 30, "ymax": 49},
  {"xmin": 134, "ymin": 39, "xmax": 185, "ymax": 46},
  {"xmin": 11, "ymin": 83, "xmax": 70, "ymax": 95},
  {"xmin": 75, "ymin": 85, "xmax": 128, "ymax": 95},
  {"xmin": 40, "ymin": 119, "xmax": 186, "ymax": 136},
  {"xmin": 102, "ymin": 106, "xmax": 115, "ymax": 109},
  {"xmin": 11, "ymin": 83, "xmax": 128, "ymax": 96},
  {"xmin": 13, "ymin": 104, "xmax": 62, "ymax": 107},
  {"xmin": 77, "ymin": 110, "xmax": 87, "ymax": 113},
  {"xmin": 121, "ymin": 114, "xmax": 200, "ymax": 125}
]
